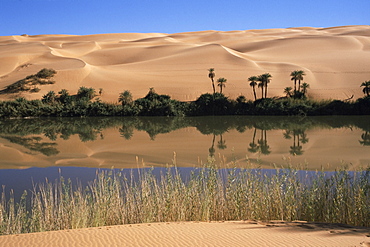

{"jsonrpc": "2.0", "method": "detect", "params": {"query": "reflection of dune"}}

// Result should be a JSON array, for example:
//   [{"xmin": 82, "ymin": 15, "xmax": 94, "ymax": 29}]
[
  {"xmin": 0, "ymin": 124, "xmax": 368, "ymax": 170},
  {"xmin": 0, "ymin": 25, "xmax": 370, "ymax": 101}
]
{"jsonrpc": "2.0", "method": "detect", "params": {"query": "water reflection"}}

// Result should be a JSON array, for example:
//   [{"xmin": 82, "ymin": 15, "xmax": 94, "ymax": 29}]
[
  {"xmin": 360, "ymin": 132, "xmax": 370, "ymax": 146},
  {"xmin": 0, "ymin": 135, "xmax": 59, "ymax": 156},
  {"xmin": 283, "ymin": 129, "xmax": 308, "ymax": 156},
  {"xmin": 0, "ymin": 116, "xmax": 369, "ymax": 169}
]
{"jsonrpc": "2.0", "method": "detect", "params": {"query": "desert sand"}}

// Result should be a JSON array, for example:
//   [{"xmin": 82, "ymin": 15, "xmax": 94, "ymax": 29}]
[
  {"xmin": 1, "ymin": 25, "xmax": 370, "ymax": 102},
  {"xmin": 0, "ymin": 221, "xmax": 368, "ymax": 247}
]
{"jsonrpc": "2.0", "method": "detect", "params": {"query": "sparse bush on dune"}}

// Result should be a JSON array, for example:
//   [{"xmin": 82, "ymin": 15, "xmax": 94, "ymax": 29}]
[
  {"xmin": 1, "ymin": 68, "xmax": 56, "ymax": 94},
  {"xmin": 34, "ymin": 68, "xmax": 56, "ymax": 79}
]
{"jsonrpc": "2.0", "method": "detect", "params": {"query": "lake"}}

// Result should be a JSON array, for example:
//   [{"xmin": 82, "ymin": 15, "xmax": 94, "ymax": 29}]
[{"xmin": 0, "ymin": 116, "xmax": 369, "ymax": 196}]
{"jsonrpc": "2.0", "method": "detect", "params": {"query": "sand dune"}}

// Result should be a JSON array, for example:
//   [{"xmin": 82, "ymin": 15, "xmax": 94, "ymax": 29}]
[
  {"xmin": 0, "ymin": 25, "xmax": 369, "ymax": 102},
  {"xmin": 0, "ymin": 221, "xmax": 368, "ymax": 247}
]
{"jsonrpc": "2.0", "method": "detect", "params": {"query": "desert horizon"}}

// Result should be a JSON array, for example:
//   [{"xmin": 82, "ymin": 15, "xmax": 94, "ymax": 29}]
[{"xmin": 1, "ymin": 25, "xmax": 369, "ymax": 103}]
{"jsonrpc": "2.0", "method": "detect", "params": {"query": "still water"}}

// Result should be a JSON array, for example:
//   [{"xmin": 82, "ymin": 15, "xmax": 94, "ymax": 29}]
[{"xmin": 0, "ymin": 116, "xmax": 369, "ymax": 195}]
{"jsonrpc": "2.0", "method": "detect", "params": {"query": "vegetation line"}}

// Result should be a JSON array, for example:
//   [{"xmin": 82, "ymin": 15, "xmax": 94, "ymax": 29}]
[
  {"xmin": 0, "ymin": 161, "xmax": 369, "ymax": 235},
  {"xmin": 0, "ymin": 68, "xmax": 369, "ymax": 118}
]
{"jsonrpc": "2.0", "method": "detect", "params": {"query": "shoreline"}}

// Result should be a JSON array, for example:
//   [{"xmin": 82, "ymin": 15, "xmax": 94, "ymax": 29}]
[{"xmin": 1, "ymin": 221, "xmax": 369, "ymax": 247}]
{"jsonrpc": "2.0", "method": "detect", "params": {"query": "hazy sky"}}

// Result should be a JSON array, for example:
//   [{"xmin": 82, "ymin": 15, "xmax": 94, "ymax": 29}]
[{"xmin": 1, "ymin": 0, "xmax": 369, "ymax": 35}]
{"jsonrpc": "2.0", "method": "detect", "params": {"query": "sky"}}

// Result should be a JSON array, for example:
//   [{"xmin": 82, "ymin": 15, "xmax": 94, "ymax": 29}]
[{"xmin": 0, "ymin": 0, "xmax": 369, "ymax": 36}]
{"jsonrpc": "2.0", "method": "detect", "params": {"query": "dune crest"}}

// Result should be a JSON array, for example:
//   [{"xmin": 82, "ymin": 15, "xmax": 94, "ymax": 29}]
[{"xmin": 0, "ymin": 26, "xmax": 369, "ymax": 102}]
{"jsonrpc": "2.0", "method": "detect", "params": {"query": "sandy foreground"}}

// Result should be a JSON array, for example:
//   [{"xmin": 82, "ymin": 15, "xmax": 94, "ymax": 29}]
[
  {"xmin": 1, "ymin": 25, "xmax": 370, "ymax": 102},
  {"xmin": 0, "ymin": 221, "xmax": 369, "ymax": 247}
]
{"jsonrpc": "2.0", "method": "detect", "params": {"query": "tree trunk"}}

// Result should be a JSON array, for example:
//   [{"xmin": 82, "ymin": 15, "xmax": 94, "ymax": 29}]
[
  {"xmin": 294, "ymin": 80, "xmax": 297, "ymax": 92},
  {"xmin": 253, "ymin": 87, "xmax": 257, "ymax": 101},
  {"xmin": 261, "ymin": 86, "xmax": 264, "ymax": 99},
  {"xmin": 265, "ymin": 84, "xmax": 268, "ymax": 98},
  {"xmin": 212, "ymin": 79, "xmax": 215, "ymax": 94}
]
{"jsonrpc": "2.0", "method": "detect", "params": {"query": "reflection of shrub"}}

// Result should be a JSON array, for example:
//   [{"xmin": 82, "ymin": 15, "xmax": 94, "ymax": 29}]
[{"xmin": 0, "ymin": 135, "xmax": 59, "ymax": 156}]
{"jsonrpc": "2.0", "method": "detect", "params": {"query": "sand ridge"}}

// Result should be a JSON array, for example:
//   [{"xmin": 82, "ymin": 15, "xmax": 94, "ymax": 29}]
[
  {"xmin": 0, "ymin": 221, "xmax": 368, "ymax": 247},
  {"xmin": 0, "ymin": 25, "xmax": 369, "ymax": 102}
]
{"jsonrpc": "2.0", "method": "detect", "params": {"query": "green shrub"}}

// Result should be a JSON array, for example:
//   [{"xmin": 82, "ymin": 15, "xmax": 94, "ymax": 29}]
[{"xmin": 35, "ymin": 68, "xmax": 56, "ymax": 79}]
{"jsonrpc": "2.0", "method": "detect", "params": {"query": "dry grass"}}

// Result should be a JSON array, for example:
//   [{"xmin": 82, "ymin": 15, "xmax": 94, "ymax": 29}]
[{"xmin": 0, "ymin": 159, "xmax": 369, "ymax": 235}]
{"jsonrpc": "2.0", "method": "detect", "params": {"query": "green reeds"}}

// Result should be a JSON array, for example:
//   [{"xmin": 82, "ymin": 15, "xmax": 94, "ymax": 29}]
[{"xmin": 0, "ymin": 162, "xmax": 369, "ymax": 235}]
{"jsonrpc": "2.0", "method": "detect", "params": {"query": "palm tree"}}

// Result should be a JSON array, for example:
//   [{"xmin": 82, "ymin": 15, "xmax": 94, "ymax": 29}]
[
  {"xmin": 258, "ymin": 73, "xmax": 272, "ymax": 98},
  {"xmin": 300, "ymin": 82, "xmax": 310, "ymax": 96},
  {"xmin": 58, "ymin": 89, "xmax": 70, "ymax": 103},
  {"xmin": 217, "ymin": 77, "xmax": 227, "ymax": 94},
  {"xmin": 208, "ymin": 68, "xmax": 216, "ymax": 94},
  {"xmin": 42, "ymin": 91, "xmax": 56, "ymax": 104},
  {"xmin": 290, "ymin": 70, "xmax": 298, "ymax": 92},
  {"xmin": 284, "ymin": 87, "xmax": 293, "ymax": 97},
  {"xmin": 118, "ymin": 90, "xmax": 133, "ymax": 106},
  {"xmin": 248, "ymin": 76, "xmax": 258, "ymax": 101},
  {"xmin": 360, "ymin": 80, "xmax": 370, "ymax": 97},
  {"xmin": 290, "ymin": 70, "xmax": 305, "ymax": 93},
  {"xmin": 297, "ymin": 70, "xmax": 305, "ymax": 92},
  {"xmin": 258, "ymin": 80, "xmax": 264, "ymax": 99}
]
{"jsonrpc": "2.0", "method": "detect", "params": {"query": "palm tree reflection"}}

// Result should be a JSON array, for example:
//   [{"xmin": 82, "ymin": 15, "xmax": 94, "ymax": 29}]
[
  {"xmin": 209, "ymin": 134, "xmax": 216, "ymax": 157},
  {"xmin": 248, "ymin": 128, "xmax": 259, "ymax": 153},
  {"xmin": 119, "ymin": 124, "xmax": 134, "ymax": 140},
  {"xmin": 217, "ymin": 134, "xmax": 227, "ymax": 150},
  {"xmin": 359, "ymin": 131, "xmax": 370, "ymax": 146},
  {"xmin": 258, "ymin": 129, "xmax": 271, "ymax": 155},
  {"xmin": 284, "ymin": 129, "xmax": 308, "ymax": 156},
  {"xmin": 247, "ymin": 128, "xmax": 270, "ymax": 155}
]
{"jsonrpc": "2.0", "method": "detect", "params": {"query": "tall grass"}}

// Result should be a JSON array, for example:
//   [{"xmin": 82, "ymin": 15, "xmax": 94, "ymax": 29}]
[{"xmin": 0, "ymin": 161, "xmax": 369, "ymax": 235}]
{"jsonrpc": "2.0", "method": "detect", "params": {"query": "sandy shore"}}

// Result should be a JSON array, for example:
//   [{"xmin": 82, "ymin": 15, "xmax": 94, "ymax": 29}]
[
  {"xmin": 1, "ymin": 25, "xmax": 370, "ymax": 102},
  {"xmin": 0, "ymin": 221, "xmax": 368, "ymax": 247}
]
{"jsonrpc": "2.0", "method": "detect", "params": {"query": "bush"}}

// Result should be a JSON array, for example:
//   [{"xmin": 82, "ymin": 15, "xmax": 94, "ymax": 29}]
[
  {"xmin": 77, "ymin": 87, "xmax": 96, "ymax": 101},
  {"xmin": 190, "ymin": 93, "xmax": 233, "ymax": 116},
  {"xmin": 3, "ymin": 68, "xmax": 57, "ymax": 94},
  {"xmin": 35, "ymin": 68, "xmax": 57, "ymax": 79}
]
